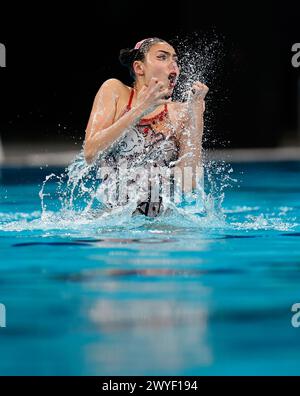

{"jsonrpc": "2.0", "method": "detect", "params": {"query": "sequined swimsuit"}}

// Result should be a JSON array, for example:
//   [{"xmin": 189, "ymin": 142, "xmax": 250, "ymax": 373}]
[{"xmin": 98, "ymin": 88, "xmax": 180, "ymax": 217}]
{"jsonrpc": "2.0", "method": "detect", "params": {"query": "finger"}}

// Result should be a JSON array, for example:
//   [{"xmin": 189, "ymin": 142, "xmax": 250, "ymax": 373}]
[
  {"xmin": 191, "ymin": 83, "xmax": 200, "ymax": 91},
  {"xmin": 158, "ymin": 88, "xmax": 170, "ymax": 98},
  {"xmin": 157, "ymin": 98, "xmax": 172, "ymax": 105},
  {"xmin": 140, "ymin": 85, "xmax": 148, "ymax": 92},
  {"xmin": 193, "ymin": 81, "xmax": 207, "ymax": 89},
  {"xmin": 191, "ymin": 86, "xmax": 199, "ymax": 94},
  {"xmin": 149, "ymin": 77, "xmax": 159, "ymax": 87},
  {"xmin": 191, "ymin": 84, "xmax": 208, "ymax": 94},
  {"xmin": 192, "ymin": 83, "xmax": 203, "ymax": 91},
  {"xmin": 154, "ymin": 81, "xmax": 165, "ymax": 91},
  {"xmin": 148, "ymin": 82, "xmax": 163, "ymax": 94}
]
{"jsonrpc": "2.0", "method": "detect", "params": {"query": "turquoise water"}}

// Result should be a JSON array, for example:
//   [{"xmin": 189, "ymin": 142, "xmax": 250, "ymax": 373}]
[{"xmin": 0, "ymin": 161, "xmax": 300, "ymax": 375}]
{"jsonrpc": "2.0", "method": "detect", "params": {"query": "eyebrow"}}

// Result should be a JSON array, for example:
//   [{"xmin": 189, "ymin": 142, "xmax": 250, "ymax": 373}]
[{"xmin": 156, "ymin": 50, "xmax": 178, "ymax": 58}]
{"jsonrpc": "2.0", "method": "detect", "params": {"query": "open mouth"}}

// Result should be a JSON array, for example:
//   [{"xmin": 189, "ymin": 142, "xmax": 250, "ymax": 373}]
[{"xmin": 168, "ymin": 72, "xmax": 177, "ymax": 88}]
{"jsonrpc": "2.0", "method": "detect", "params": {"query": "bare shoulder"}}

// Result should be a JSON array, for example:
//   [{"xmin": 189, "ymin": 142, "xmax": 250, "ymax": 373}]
[
  {"xmin": 97, "ymin": 78, "xmax": 129, "ymax": 97},
  {"xmin": 101, "ymin": 78, "xmax": 124, "ymax": 88}
]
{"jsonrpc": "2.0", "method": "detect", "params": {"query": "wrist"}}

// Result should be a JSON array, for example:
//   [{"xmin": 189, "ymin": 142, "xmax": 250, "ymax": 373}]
[
  {"xmin": 132, "ymin": 102, "xmax": 154, "ymax": 121},
  {"xmin": 130, "ymin": 103, "xmax": 148, "ymax": 122},
  {"xmin": 189, "ymin": 99, "xmax": 205, "ymax": 114},
  {"xmin": 192, "ymin": 97, "xmax": 205, "ymax": 106}
]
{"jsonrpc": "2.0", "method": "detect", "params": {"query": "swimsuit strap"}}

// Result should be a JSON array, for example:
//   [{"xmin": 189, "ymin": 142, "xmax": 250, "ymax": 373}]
[{"xmin": 126, "ymin": 88, "xmax": 135, "ymax": 111}]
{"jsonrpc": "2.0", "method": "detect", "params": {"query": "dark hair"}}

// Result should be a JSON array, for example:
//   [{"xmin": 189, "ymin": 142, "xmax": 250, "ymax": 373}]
[{"xmin": 119, "ymin": 37, "xmax": 167, "ymax": 79}]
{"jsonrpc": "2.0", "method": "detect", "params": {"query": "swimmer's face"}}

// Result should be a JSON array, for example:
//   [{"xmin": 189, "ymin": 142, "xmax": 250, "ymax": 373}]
[{"xmin": 135, "ymin": 42, "xmax": 180, "ymax": 94}]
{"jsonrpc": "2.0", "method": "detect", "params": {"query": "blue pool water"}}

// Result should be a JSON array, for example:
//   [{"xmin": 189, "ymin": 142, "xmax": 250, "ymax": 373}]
[{"xmin": 0, "ymin": 160, "xmax": 300, "ymax": 375}]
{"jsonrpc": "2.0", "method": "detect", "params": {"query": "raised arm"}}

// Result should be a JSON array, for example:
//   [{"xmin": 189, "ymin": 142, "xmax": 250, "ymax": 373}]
[
  {"xmin": 84, "ymin": 78, "xmax": 170, "ymax": 164},
  {"xmin": 176, "ymin": 82, "xmax": 208, "ymax": 193}
]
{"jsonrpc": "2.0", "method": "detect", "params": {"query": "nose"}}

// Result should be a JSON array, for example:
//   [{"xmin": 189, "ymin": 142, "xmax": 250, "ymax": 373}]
[{"xmin": 169, "ymin": 61, "xmax": 179, "ymax": 74}]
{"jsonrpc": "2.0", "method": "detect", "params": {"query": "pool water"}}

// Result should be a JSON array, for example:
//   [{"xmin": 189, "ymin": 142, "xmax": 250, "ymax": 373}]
[{"xmin": 0, "ymin": 161, "xmax": 300, "ymax": 375}]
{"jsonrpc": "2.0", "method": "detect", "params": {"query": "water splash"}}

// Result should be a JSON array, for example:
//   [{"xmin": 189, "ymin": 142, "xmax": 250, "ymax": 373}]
[
  {"xmin": 1, "ymin": 34, "xmax": 296, "ymax": 235},
  {"xmin": 172, "ymin": 32, "xmax": 225, "ymax": 101},
  {"xmin": 30, "ymin": 34, "xmax": 231, "ymax": 229},
  {"xmin": 34, "ymin": 156, "xmax": 227, "ymax": 229}
]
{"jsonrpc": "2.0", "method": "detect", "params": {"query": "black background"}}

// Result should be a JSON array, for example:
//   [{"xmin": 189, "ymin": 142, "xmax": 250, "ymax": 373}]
[{"xmin": 0, "ymin": 1, "xmax": 299, "ymax": 149}]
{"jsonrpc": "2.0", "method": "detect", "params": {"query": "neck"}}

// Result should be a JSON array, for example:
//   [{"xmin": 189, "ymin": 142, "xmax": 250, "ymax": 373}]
[{"xmin": 133, "ymin": 78, "xmax": 146, "ymax": 94}]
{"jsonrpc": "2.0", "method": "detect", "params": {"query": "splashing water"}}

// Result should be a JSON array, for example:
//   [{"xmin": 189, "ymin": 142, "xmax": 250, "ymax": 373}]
[
  {"xmin": 1, "ymin": 35, "xmax": 297, "ymax": 235},
  {"xmin": 1, "ymin": 35, "xmax": 300, "ymax": 379},
  {"xmin": 34, "ymin": 148, "xmax": 230, "ymax": 232},
  {"xmin": 28, "ymin": 35, "xmax": 228, "ymax": 231}
]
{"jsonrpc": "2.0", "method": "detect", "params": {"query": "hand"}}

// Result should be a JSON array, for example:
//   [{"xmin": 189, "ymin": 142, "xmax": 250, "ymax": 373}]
[
  {"xmin": 135, "ymin": 77, "xmax": 171, "ymax": 115},
  {"xmin": 188, "ymin": 81, "xmax": 209, "ymax": 103}
]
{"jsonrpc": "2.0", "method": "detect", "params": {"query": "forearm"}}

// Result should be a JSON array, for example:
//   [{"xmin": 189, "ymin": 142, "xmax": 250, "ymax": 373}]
[
  {"xmin": 84, "ymin": 105, "xmax": 146, "ymax": 163},
  {"xmin": 177, "ymin": 100, "xmax": 205, "ymax": 191}
]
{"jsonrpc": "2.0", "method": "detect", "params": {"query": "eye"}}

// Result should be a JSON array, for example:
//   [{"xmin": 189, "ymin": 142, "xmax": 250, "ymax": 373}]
[{"xmin": 157, "ymin": 54, "xmax": 167, "ymax": 60}]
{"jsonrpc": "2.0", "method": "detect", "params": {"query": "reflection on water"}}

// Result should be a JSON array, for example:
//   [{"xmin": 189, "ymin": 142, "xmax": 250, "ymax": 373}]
[
  {"xmin": 1, "ymin": 159, "xmax": 300, "ymax": 374},
  {"xmin": 86, "ymin": 299, "xmax": 212, "ymax": 374},
  {"xmin": 54, "ymin": 267, "xmax": 245, "ymax": 282},
  {"xmin": 89, "ymin": 299, "xmax": 208, "ymax": 330},
  {"xmin": 0, "ymin": 34, "xmax": 300, "ymax": 375}
]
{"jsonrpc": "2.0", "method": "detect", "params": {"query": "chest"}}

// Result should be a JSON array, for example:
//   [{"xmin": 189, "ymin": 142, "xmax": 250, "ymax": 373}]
[
  {"xmin": 115, "ymin": 96, "xmax": 183, "ymax": 139},
  {"xmin": 118, "ymin": 123, "xmax": 178, "ymax": 157}
]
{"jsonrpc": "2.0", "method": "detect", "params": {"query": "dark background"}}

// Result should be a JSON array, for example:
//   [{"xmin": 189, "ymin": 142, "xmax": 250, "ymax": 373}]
[{"xmin": 0, "ymin": 1, "xmax": 299, "ymax": 149}]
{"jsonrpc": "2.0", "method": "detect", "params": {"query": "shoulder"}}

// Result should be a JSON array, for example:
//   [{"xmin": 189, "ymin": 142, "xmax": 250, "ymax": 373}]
[
  {"xmin": 96, "ymin": 78, "xmax": 129, "ymax": 97},
  {"xmin": 101, "ymin": 78, "xmax": 126, "ymax": 89}
]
